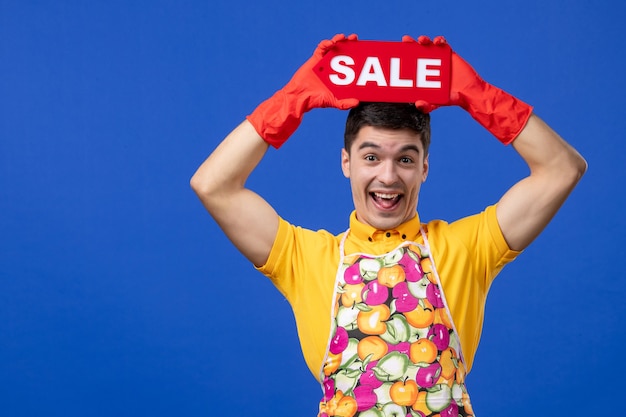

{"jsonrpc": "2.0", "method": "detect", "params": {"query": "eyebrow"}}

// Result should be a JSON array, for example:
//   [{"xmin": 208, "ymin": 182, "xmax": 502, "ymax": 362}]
[{"xmin": 358, "ymin": 141, "xmax": 422, "ymax": 154}]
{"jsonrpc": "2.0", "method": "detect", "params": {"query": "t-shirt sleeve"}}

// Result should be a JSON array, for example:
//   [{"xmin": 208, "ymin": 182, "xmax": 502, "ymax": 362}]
[
  {"xmin": 446, "ymin": 204, "xmax": 521, "ymax": 288},
  {"xmin": 254, "ymin": 217, "xmax": 342, "ymax": 377},
  {"xmin": 255, "ymin": 216, "xmax": 298, "ymax": 300},
  {"xmin": 255, "ymin": 216, "xmax": 340, "ymax": 305}
]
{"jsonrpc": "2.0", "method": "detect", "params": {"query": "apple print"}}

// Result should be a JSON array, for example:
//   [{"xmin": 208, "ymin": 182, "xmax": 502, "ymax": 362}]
[
  {"xmin": 406, "ymin": 276, "xmax": 429, "ymax": 299},
  {"xmin": 387, "ymin": 341, "xmax": 411, "ymax": 356},
  {"xmin": 426, "ymin": 283, "xmax": 445, "ymax": 308},
  {"xmin": 344, "ymin": 262, "xmax": 363, "ymax": 284},
  {"xmin": 353, "ymin": 384, "xmax": 378, "ymax": 411},
  {"xmin": 380, "ymin": 314, "xmax": 410, "ymax": 345},
  {"xmin": 428, "ymin": 323, "xmax": 450, "ymax": 351},
  {"xmin": 373, "ymin": 382, "xmax": 393, "ymax": 405},
  {"xmin": 359, "ymin": 360, "xmax": 383, "ymax": 389},
  {"xmin": 373, "ymin": 351, "xmax": 410, "ymax": 381},
  {"xmin": 383, "ymin": 248, "xmax": 404, "ymax": 265},
  {"xmin": 382, "ymin": 402, "xmax": 406, "ymax": 417},
  {"xmin": 451, "ymin": 383, "xmax": 464, "ymax": 405},
  {"xmin": 359, "ymin": 258, "xmax": 382, "ymax": 281},
  {"xmin": 323, "ymin": 377, "xmax": 335, "ymax": 402},
  {"xmin": 415, "ymin": 362, "xmax": 441, "ymax": 388},
  {"xmin": 425, "ymin": 384, "xmax": 452, "ymax": 413},
  {"xmin": 440, "ymin": 400, "xmax": 458, "ymax": 417},
  {"xmin": 330, "ymin": 326, "xmax": 349, "ymax": 354},
  {"xmin": 400, "ymin": 252, "xmax": 423, "ymax": 282},
  {"xmin": 335, "ymin": 368, "xmax": 359, "ymax": 394},
  {"xmin": 362, "ymin": 280, "xmax": 390, "ymax": 305},
  {"xmin": 336, "ymin": 305, "xmax": 359, "ymax": 330},
  {"xmin": 392, "ymin": 282, "xmax": 419, "ymax": 312}
]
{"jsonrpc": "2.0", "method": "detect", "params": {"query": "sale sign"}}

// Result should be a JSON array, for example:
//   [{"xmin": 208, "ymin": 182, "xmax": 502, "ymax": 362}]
[{"xmin": 313, "ymin": 40, "xmax": 451, "ymax": 104}]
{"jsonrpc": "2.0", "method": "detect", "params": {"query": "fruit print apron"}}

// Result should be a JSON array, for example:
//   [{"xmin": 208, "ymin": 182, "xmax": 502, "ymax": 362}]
[{"xmin": 318, "ymin": 228, "xmax": 475, "ymax": 417}]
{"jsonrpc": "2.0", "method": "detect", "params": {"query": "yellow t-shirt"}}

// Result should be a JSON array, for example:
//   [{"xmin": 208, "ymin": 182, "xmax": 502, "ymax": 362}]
[{"xmin": 257, "ymin": 204, "xmax": 519, "ymax": 379}]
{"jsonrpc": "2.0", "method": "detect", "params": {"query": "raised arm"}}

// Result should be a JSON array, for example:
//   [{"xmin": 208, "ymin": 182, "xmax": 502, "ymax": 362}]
[
  {"xmin": 403, "ymin": 35, "xmax": 586, "ymax": 251},
  {"xmin": 191, "ymin": 34, "xmax": 359, "ymax": 266},
  {"xmin": 496, "ymin": 115, "xmax": 586, "ymax": 251},
  {"xmin": 190, "ymin": 121, "xmax": 276, "ymax": 267}
]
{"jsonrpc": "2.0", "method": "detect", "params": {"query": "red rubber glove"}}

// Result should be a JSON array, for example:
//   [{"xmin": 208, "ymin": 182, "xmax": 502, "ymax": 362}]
[
  {"xmin": 246, "ymin": 34, "xmax": 360, "ymax": 149},
  {"xmin": 402, "ymin": 35, "xmax": 533, "ymax": 145}
]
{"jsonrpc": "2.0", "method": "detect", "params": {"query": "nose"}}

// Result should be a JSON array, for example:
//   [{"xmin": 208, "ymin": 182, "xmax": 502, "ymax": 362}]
[{"xmin": 377, "ymin": 160, "xmax": 399, "ymax": 186}]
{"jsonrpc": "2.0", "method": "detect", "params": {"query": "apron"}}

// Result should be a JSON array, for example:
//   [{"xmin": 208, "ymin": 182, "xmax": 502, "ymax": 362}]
[{"xmin": 317, "ymin": 228, "xmax": 475, "ymax": 417}]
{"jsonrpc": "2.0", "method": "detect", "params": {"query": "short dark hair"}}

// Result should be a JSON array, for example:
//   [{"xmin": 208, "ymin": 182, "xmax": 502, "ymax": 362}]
[{"xmin": 344, "ymin": 102, "xmax": 431, "ymax": 154}]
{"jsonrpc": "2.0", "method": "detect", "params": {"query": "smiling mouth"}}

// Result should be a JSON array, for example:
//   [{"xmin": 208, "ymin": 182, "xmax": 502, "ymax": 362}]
[{"xmin": 371, "ymin": 192, "xmax": 402, "ymax": 210}]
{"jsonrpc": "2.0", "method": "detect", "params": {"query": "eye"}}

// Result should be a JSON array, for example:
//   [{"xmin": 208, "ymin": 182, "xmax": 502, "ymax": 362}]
[
  {"xmin": 364, "ymin": 154, "xmax": 378, "ymax": 162},
  {"xmin": 399, "ymin": 156, "xmax": 414, "ymax": 164}
]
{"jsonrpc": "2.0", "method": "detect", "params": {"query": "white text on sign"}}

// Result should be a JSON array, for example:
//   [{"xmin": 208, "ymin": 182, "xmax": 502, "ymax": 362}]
[{"xmin": 328, "ymin": 56, "xmax": 443, "ymax": 89}]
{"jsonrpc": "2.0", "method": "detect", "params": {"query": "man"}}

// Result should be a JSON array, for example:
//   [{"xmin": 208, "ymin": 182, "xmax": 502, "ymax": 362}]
[{"xmin": 191, "ymin": 34, "xmax": 586, "ymax": 416}]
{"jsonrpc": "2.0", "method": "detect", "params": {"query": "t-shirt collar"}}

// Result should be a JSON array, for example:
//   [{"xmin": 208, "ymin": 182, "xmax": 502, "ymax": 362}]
[{"xmin": 348, "ymin": 211, "xmax": 422, "ymax": 242}]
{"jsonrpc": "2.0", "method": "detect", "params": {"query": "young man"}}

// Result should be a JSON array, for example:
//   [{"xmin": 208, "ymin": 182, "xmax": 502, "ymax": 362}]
[{"xmin": 191, "ymin": 34, "xmax": 586, "ymax": 416}]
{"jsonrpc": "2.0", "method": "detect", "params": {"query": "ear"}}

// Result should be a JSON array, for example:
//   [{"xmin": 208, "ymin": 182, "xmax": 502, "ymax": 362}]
[
  {"xmin": 341, "ymin": 148, "xmax": 351, "ymax": 178},
  {"xmin": 422, "ymin": 154, "xmax": 429, "ymax": 182}
]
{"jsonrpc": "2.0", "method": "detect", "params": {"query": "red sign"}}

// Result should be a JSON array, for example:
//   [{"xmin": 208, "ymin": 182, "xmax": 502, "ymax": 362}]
[{"xmin": 313, "ymin": 40, "xmax": 451, "ymax": 104}]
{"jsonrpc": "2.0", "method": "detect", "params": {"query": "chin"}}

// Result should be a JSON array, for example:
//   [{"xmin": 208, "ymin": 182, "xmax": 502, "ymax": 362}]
[{"xmin": 370, "ymin": 215, "xmax": 404, "ymax": 231}]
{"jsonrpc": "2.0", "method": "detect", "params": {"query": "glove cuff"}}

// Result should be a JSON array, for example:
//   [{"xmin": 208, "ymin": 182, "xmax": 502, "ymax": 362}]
[
  {"xmin": 246, "ymin": 89, "xmax": 305, "ymax": 149},
  {"xmin": 462, "ymin": 82, "xmax": 533, "ymax": 145}
]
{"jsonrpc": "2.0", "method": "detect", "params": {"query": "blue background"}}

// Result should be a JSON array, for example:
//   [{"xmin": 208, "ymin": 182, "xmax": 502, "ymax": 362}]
[{"xmin": 1, "ymin": 1, "xmax": 624, "ymax": 416}]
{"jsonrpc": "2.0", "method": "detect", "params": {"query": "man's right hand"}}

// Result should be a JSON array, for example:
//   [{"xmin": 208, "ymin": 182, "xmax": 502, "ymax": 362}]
[{"xmin": 246, "ymin": 34, "xmax": 360, "ymax": 149}]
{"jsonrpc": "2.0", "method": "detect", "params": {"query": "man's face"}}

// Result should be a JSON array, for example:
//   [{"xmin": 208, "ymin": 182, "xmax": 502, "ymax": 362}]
[{"xmin": 342, "ymin": 126, "xmax": 429, "ymax": 231}]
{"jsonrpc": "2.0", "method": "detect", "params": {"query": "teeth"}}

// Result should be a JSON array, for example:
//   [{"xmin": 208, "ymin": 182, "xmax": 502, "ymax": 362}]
[{"xmin": 374, "ymin": 192, "xmax": 399, "ymax": 199}]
